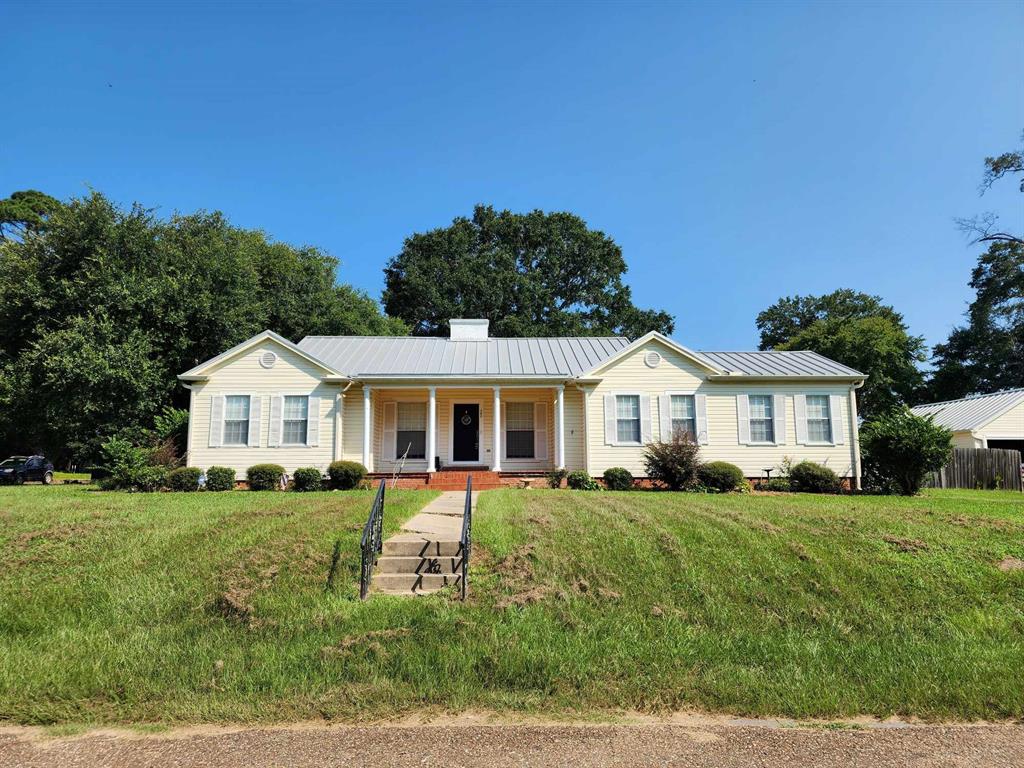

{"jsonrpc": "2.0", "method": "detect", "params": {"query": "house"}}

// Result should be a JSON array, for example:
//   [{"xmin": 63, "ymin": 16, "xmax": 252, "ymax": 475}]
[
  {"xmin": 911, "ymin": 389, "xmax": 1024, "ymax": 456},
  {"xmin": 178, "ymin": 319, "xmax": 866, "ymax": 487}
]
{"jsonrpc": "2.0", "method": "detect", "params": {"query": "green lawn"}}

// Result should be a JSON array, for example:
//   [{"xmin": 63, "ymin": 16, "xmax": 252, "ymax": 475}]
[{"xmin": 0, "ymin": 485, "xmax": 1022, "ymax": 725}]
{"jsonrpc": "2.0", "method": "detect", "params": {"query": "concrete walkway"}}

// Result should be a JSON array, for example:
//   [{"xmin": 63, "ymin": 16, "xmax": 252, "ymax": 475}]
[{"xmin": 388, "ymin": 490, "xmax": 475, "ymax": 542}]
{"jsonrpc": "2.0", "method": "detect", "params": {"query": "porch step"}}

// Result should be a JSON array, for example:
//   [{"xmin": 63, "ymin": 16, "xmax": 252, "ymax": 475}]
[
  {"xmin": 371, "ymin": 572, "xmax": 463, "ymax": 594},
  {"xmin": 375, "ymin": 555, "xmax": 463, "ymax": 574}
]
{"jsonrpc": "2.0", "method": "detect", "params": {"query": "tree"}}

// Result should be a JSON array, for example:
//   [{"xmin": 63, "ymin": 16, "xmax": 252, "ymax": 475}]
[
  {"xmin": 383, "ymin": 205, "xmax": 673, "ymax": 338},
  {"xmin": 0, "ymin": 191, "xmax": 404, "ymax": 464},
  {"xmin": 928, "ymin": 134, "xmax": 1024, "ymax": 400},
  {"xmin": 860, "ymin": 408, "xmax": 953, "ymax": 496},
  {"xmin": 0, "ymin": 190, "xmax": 62, "ymax": 240},
  {"xmin": 756, "ymin": 290, "xmax": 925, "ymax": 419}
]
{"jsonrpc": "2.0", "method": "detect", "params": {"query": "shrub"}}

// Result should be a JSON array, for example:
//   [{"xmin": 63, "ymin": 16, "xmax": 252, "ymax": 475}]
[
  {"xmin": 293, "ymin": 467, "xmax": 324, "ymax": 492},
  {"xmin": 546, "ymin": 468, "xmax": 568, "ymax": 489},
  {"xmin": 642, "ymin": 433, "xmax": 701, "ymax": 490},
  {"xmin": 761, "ymin": 477, "xmax": 792, "ymax": 492},
  {"xmin": 205, "ymin": 466, "xmax": 236, "ymax": 492},
  {"xmin": 602, "ymin": 467, "xmax": 634, "ymax": 491},
  {"xmin": 99, "ymin": 436, "xmax": 169, "ymax": 492},
  {"xmin": 247, "ymin": 463, "xmax": 285, "ymax": 491},
  {"xmin": 788, "ymin": 461, "xmax": 842, "ymax": 494},
  {"xmin": 167, "ymin": 466, "xmax": 203, "ymax": 492},
  {"xmin": 153, "ymin": 406, "xmax": 189, "ymax": 454},
  {"xmin": 328, "ymin": 460, "xmax": 367, "ymax": 490},
  {"xmin": 698, "ymin": 461, "xmax": 745, "ymax": 492},
  {"xmin": 860, "ymin": 407, "xmax": 953, "ymax": 495},
  {"xmin": 566, "ymin": 470, "xmax": 599, "ymax": 490}
]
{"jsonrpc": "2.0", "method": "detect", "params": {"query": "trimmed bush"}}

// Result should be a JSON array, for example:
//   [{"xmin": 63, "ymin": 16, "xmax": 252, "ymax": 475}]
[
  {"xmin": 566, "ymin": 470, "xmax": 599, "ymax": 491},
  {"xmin": 328, "ymin": 460, "xmax": 367, "ymax": 490},
  {"xmin": 761, "ymin": 477, "xmax": 792, "ymax": 492},
  {"xmin": 547, "ymin": 468, "xmax": 568, "ymax": 489},
  {"xmin": 861, "ymin": 407, "xmax": 953, "ymax": 495},
  {"xmin": 642, "ymin": 433, "xmax": 701, "ymax": 491},
  {"xmin": 247, "ymin": 463, "xmax": 285, "ymax": 491},
  {"xmin": 293, "ymin": 467, "xmax": 324, "ymax": 492},
  {"xmin": 602, "ymin": 467, "xmax": 634, "ymax": 491},
  {"xmin": 788, "ymin": 461, "xmax": 842, "ymax": 494},
  {"xmin": 167, "ymin": 466, "xmax": 203, "ymax": 492},
  {"xmin": 698, "ymin": 461, "xmax": 745, "ymax": 492},
  {"xmin": 132, "ymin": 465, "xmax": 168, "ymax": 492},
  {"xmin": 205, "ymin": 466, "xmax": 236, "ymax": 492}
]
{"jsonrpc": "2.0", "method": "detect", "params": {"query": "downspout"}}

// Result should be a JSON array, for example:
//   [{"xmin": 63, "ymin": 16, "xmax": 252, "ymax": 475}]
[{"xmin": 849, "ymin": 380, "xmax": 865, "ymax": 491}]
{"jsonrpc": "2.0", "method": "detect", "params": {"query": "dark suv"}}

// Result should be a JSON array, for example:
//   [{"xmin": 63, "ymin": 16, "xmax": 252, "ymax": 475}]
[{"xmin": 0, "ymin": 455, "xmax": 54, "ymax": 485}]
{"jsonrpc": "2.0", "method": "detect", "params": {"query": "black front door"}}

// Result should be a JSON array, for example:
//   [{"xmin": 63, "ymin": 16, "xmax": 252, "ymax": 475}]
[{"xmin": 452, "ymin": 404, "xmax": 479, "ymax": 462}]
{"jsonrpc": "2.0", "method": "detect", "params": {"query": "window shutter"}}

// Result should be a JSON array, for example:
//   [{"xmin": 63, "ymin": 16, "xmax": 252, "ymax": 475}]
[
  {"xmin": 736, "ymin": 394, "xmax": 750, "ymax": 445},
  {"xmin": 695, "ymin": 393, "xmax": 709, "ymax": 445},
  {"xmin": 268, "ymin": 395, "xmax": 283, "ymax": 447},
  {"xmin": 534, "ymin": 402, "xmax": 548, "ymax": 460},
  {"xmin": 382, "ymin": 402, "xmax": 397, "ymax": 461},
  {"xmin": 501, "ymin": 402, "xmax": 507, "ymax": 461},
  {"xmin": 658, "ymin": 395, "xmax": 671, "ymax": 441},
  {"xmin": 209, "ymin": 395, "xmax": 224, "ymax": 448},
  {"xmin": 829, "ymin": 394, "xmax": 845, "ymax": 445},
  {"xmin": 306, "ymin": 395, "xmax": 320, "ymax": 447},
  {"xmin": 793, "ymin": 394, "xmax": 808, "ymax": 445},
  {"xmin": 639, "ymin": 395, "xmax": 652, "ymax": 443},
  {"xmin": 772, "ymin": 394, "xmax": 786, "ymax": 445},
  {"xmin": 248, "ymin": 394, "xmax": 262, "ymax": 448},
  {"xmin": 604, "ymin": 394, "xmax": 616, "ymax": 445}
]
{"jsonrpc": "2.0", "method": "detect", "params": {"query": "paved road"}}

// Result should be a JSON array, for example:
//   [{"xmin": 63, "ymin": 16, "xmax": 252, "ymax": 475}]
[{"xmin": 2, "ymin": 721, "xmax": 1022, "ymax": 767}]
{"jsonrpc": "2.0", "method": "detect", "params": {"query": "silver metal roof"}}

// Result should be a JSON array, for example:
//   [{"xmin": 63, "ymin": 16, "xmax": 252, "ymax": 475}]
[
  {"xmin": 298, "ymin": 336, "xmax": 631, "ymax": 377},
  {"xmin": 297, "ymin": 335, "xmax": 865, "ymax": 379},
  {"xmin": 701, "ymin": 350, "xmax": 864, "ymax": 378},
  {"xmin": 910, "ymin": 388, "xmax": 1024, "ymax": 432}
]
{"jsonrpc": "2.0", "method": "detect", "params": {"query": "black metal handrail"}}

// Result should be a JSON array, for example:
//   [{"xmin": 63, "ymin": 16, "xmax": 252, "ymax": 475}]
[
  {"xmin": 460, "ymin": 475, "xmax": 472, "ymax": 600},
  {"xmin": 359, "ymin": 479, "xmax": 386, "ymax": 600}
]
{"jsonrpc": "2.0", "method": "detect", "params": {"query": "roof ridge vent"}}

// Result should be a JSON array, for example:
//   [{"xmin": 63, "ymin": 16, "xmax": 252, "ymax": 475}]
[{"xmin": 449, "ymin": 319, "xmax": 489, "ymax": 341}]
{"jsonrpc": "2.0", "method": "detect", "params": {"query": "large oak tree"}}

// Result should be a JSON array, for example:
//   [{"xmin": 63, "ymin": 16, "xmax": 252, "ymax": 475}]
[
  {"xmin": 382, "ymin": 205, "xmax": 674, "ymax": 338},
  {"xmin": 756, "ymin": 289, "xmax": 926, "ymax": 420},
  {"xmin": 0, "ymin": 192, "xmax": 404, "ymax": 463}
]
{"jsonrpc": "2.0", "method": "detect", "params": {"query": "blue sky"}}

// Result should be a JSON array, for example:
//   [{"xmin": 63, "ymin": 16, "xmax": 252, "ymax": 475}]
[{"xmin": 3, "ymin": 1, "xmax": 1021, "ymax": 352}]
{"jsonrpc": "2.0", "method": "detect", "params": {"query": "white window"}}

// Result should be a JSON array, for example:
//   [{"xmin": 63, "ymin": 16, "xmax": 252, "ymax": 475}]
[
  {"xmin": 282, "ymin": 396, "xmax": 308, "ymax": 445},
  {"xmin": 223, "ymin": 395, "xmax": 251, "ymax": 446},
  {"xmin": 505, "ymin": 402, "xmax": 535, "ymax": 459},
  {"xmin": 616, "ymin": 395, "xmax": 642, "ymax": 444},
  {"xmin": 748, "ymin": 394, "xmax": 774, "ymax": 443},
  {"xmin": 396, "ymin": 402, "xmax": 426, "ymax": 460},
  {"xmin": 806, "ymin": 395, "xmax": 832, "ymax": 443},
  {"xmin": 670, "ymin": 395, "xmax": 696, "ymax": 440}
]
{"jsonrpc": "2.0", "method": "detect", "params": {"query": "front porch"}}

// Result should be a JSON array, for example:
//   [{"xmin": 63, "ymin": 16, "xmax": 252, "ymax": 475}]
[{"xmin": 356, "ymin": 384, "xmax": 567, "ymax": 477}]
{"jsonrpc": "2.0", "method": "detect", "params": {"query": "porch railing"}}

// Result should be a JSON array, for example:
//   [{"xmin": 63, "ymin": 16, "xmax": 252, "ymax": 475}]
[
  {"xmin": 460, "ymin": 475, "xmax": 472, "ymax": 600},
  {"xmin": 359, "ymin": 479, "xmax": 386, "ymax": 600}
]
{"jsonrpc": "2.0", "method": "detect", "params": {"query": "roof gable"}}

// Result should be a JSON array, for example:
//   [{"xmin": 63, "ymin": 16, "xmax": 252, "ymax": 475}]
[
  {"xmin": 178, "ymin": 331, "xmax": 346, "ymax": 381},
  {"xmin": 579, "ymin": 332, "xmax": 726, "ymax": 377}
]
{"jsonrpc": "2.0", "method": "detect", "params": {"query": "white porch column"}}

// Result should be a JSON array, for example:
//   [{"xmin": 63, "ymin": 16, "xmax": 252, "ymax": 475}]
[
  {"xmin": 556, "ymin": 384, "xmax": 565, "ymax": 470},
  {"xmin": 492, "ymin": 386, "xmax": 502, "ymax": 472},
  {"xmin": 426, "ymin": 386, "xmax": 437, "ymax": 473},
  {"xmin": 362, "ymin": 386, "xmax": 372, "ymax": 471}
]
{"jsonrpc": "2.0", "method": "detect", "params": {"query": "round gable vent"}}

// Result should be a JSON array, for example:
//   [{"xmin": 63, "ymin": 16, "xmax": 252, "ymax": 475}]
[
  {"xmin": 259, "ymin": 350, "xmax": 278, "ymax": 369},
  {"xmin": 644, "ymin": 350, "xmax": 662, "ymax": 368}
]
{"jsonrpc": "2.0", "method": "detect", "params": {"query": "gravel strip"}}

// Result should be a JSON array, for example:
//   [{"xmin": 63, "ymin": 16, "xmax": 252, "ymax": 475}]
[{"xmin": 2, "ymin": 722, "xmax": 1022, "ymax": 767}]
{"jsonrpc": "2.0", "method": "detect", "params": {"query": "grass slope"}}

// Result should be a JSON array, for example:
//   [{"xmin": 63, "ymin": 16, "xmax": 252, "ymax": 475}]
[{"xmin": 0, "ymin": 486, "xmax": 1021, "ymax": 724}]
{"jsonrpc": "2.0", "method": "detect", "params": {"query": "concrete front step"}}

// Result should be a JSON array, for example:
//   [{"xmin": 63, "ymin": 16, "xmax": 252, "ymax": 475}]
[
  {"xmin": 382, "ymin": 537, "xmax": 463, "ymax": 557},
  {"xmin": 372, "ymin": 572, "xmax": 463, "ymax": 594},
  {"xmin": 375, "ymin": 555, "xmax": 463, "ymax": 574}
]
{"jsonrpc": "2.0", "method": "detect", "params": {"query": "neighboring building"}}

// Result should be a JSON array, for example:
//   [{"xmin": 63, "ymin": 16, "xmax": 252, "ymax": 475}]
[
  {"xmin": 178, "ymin": 320, "xmax": 866, "ymax": 486},
  {"xmin": 911, "ymin": 389, "xmax": 1024, "ymax": 455}
]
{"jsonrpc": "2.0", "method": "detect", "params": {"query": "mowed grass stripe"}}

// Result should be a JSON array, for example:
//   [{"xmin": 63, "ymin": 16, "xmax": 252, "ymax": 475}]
[{"xmin": 0, "ymin": 485, "xmax": 1021, "ymax": 724}]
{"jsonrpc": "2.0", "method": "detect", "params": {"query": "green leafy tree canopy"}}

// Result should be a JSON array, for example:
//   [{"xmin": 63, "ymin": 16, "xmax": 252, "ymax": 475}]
[
  {"xmin": 756, "ymin": 289, "xmax": 925, "ymax": 419},
  {"xmin": 0, "ymin": 191, "xmax": 404, "ymax": 464},
  {"xmin": 383, "ymin": 205, "xmax": 673, "ymax": 338},
  {"xmin": 0, "ymin": 189, "xmax": 62, "ymax": 240}
]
